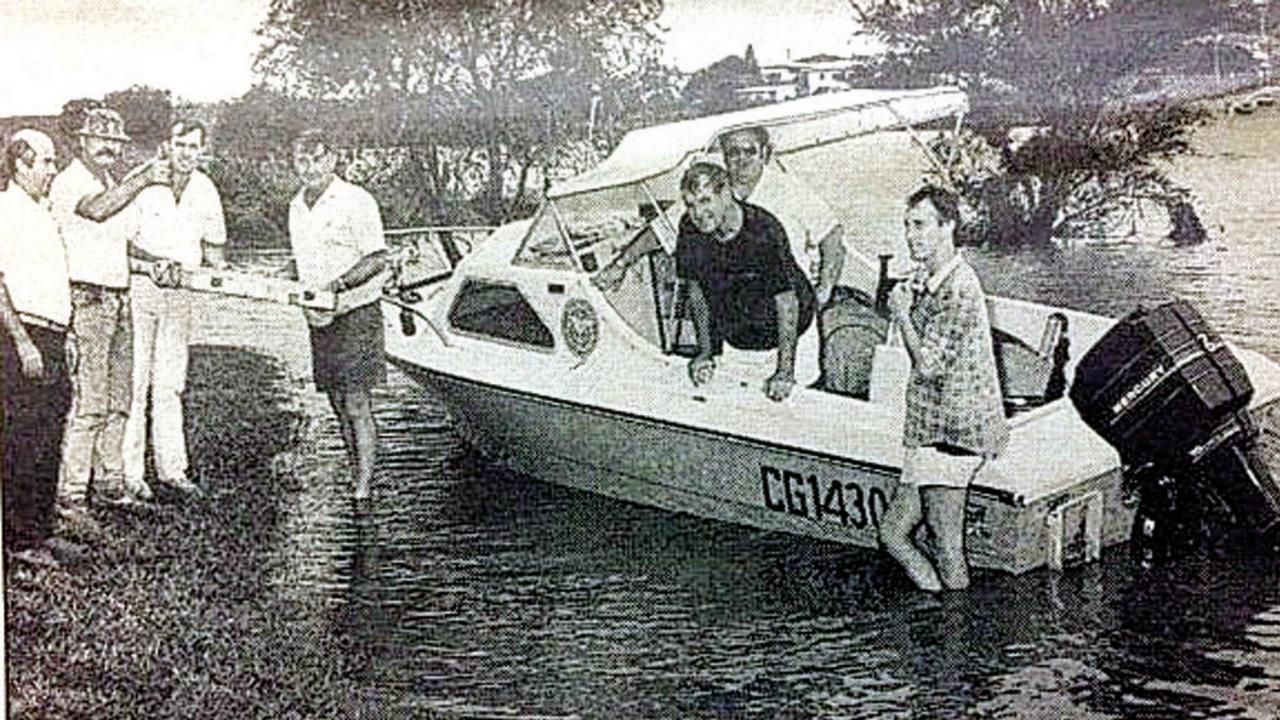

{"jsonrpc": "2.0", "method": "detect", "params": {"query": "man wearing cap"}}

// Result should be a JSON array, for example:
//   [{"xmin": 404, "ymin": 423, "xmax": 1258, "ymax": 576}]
[
  {"xmin": 0, "ymin": 129, "xmax": 82, "ymax": 567},
  {"xmin": 50, "ymin": 106, "xmax": 169, "ymax": 533},
  {"xmin": 287, "ymin": 129, "xmax": 389, "ymax": 502},
  {"xmin": 122, "ymin": 119, "xmax": 228, "ymax": 500}
]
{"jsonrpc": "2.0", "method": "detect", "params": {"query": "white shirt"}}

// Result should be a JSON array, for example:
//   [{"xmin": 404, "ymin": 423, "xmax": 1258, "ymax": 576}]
[
  {"xmin": 288, "ymin": 176, "xmax": 387, "ymax": 310},
  {"xmin": 131, "ymin": 170, "xmax": 227, "ymax": 269},
  {"xmin": 744, "ymin": 162, "xmax": 842, "ymax": 283},
  {"xmin": 49, "ymin": 158, "xmax": 132, "ymax": 288},
  {"xmin": 0, "ymin": 185, "xmax": 72, "ymax": 325}
]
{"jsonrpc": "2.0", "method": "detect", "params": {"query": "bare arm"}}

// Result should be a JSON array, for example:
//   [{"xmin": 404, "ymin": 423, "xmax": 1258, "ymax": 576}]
[
  {"xmin": 773, "ymin": 289, "xmax": 799, "ymax": 377},
  {"xmin": 816, "ymin": 224, "xmax": 846, "ymax": 304},
  {"xmin": 329, "ymin": 249, "xmax": 389, "ymax": 293},
  {"xmin": 684, "ymin": 280, "xmax": 716, "ymax": 386},
  {"xmin": 76, "ymin": 161, "xmax": 164, "ymax": 222},
  {"xmin": 686, "ymin": 280, "xmax": 713, "ymax": 359},
  {"xmin": 0, "ymin": 279, "xmax": 42, "ymax": 379}
]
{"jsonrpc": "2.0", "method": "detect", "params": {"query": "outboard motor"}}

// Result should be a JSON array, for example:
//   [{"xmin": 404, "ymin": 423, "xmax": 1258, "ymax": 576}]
[{"xmin": 1069, "ymin": 299, "xmax": 1280, "ymax": 562}]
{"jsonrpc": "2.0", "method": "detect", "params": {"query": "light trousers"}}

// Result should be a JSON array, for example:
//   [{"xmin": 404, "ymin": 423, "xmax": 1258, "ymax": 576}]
[
  {"xmin": 123, "ymin": 276, "xmax": 192, "ymax": 485},
  {"xmin": 59, "ymin": 285, "xmax": 132, "ymax": 504}
]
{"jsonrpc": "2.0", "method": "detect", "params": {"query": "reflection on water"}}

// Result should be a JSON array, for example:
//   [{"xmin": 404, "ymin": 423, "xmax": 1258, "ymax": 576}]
[
  {"xmin": 268, "ymin": 370, "xmax": 1280, "ymax": 719},
  {"xmin": 262, "ymin": 112, "xmax": 1280, "ymax": 717}
]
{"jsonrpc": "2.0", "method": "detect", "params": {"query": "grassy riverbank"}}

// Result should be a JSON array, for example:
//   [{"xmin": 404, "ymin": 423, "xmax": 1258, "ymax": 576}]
[{"xmin": 4, "ymin": 343, "xmax": 369, "ymax": 719}]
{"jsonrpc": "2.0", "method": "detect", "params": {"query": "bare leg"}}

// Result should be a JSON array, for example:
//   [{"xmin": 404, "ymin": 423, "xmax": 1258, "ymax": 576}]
[
  {"xmin": 327, "ymin": 391, "xmax": 357, "ymax": 470},
  {"xmin": 878, "ymin": 483, "xmax": 943, "ymax": 592},
  {"xmin": 337, "ymin": 388, "xmax": 377, "ymax": 500},
  {"xmin": 347, "ymin": 389, "xmax": 377, "ymax": 499},
  {"xmin": 921, "ymin": 486, "xmax": 971, "ymax": 590}
]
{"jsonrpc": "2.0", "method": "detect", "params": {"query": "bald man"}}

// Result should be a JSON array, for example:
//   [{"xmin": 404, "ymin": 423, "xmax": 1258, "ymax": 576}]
[{"xmin": 1, "ymin": 129, "xmax": 80, "ymax": 567}]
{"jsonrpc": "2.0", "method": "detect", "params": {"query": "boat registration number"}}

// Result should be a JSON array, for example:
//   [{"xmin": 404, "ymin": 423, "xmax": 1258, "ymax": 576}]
[{"xmin": 760, "ymin": 464, "xmax": 889, "ymax": 531}]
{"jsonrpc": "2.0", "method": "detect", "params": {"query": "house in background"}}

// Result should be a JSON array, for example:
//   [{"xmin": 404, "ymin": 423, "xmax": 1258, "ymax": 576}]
[
  {"xmin": 735, "ymin": 84, "xmax": 801, "ymax": 104},
  {"xmin": 741, "ymin": 53, "xmax": 880, "ymax": 105}
]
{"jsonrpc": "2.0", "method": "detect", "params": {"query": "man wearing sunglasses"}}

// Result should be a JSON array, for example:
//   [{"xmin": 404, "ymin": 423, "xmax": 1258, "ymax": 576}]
[{"xmin": 717, "ymin": 127, "xmax": 846, "ymax": 310}]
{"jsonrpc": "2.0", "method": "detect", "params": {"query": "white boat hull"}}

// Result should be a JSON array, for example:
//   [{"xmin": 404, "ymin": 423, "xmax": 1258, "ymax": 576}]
[{"xmin": 390, "ymin": 356, "xmax": 1134, "ymax": 574}]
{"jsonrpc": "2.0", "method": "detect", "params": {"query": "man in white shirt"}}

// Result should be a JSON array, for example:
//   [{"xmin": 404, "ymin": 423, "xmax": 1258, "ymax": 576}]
[
  {"xmin": 50, "ymin": 106, "xmax": 168, "ymax": 536},
  {"xmin": 288, "ymin": 129, "xmax": 389, "ymax": 502},
  {"xmin": 123, "ymin": 119, "xmax": 229, "ymax": 501},
  {"xmin": 0, "ymin": 129, "xmax": 83, "ymax": 567}
]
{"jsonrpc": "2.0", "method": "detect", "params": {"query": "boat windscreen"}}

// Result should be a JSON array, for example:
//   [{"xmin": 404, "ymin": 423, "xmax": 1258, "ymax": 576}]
[{"xmin": 514, "ymin": 180, "xmax": 683, "ymax": 273}]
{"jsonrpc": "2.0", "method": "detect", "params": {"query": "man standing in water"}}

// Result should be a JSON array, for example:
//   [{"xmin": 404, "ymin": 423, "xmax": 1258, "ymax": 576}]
[
  {"xmin": 287, "ymin": 129, "xmax": 389, "ymax": 501},
  {"xmin": 51, "ymin": 106, "xmax": 168, "ymax": 534},
  {"xmin": 123, "ymin": 119, "xmax": 228, "ymax": 501},
  {"xmin": 878, "ymin": 186, "xmax": 1008, "ymax": 592}
]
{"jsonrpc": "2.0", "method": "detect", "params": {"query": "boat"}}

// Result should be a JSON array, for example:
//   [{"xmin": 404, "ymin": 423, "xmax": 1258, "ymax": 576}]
[{"xmin": 378, "ymin": 87, "xmax": 1280, "ymax": 575}]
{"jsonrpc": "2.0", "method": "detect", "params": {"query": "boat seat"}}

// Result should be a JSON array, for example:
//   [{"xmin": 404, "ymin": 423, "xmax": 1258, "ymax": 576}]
[
  {"xmin": 994, "ymin": 313, "xmax": 1070, "ymax": 415},
  {"xmin": 819, "ymin": 287, "xmax": 885, "ymax": 399},
  {"xmin": 820, "ymin": 292, "xmax": 1072, "ymax": 415}
]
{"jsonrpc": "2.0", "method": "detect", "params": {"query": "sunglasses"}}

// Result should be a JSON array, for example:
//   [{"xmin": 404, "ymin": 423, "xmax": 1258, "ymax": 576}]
[{"xmin": 723, "ymin": 145, "xmax": 762, "ymax": 159}]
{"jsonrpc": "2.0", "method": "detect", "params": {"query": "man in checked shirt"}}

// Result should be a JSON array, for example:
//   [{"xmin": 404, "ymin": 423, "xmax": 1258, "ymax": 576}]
[{"xmin": 878, "ymin": 186, "xmax": 1009, "ymax": 593}]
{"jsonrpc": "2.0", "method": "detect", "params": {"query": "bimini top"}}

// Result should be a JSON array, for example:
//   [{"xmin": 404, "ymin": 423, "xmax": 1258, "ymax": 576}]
[{"xmin": 548, "ymin": 86, "xmax": 968, "ymax": 199}]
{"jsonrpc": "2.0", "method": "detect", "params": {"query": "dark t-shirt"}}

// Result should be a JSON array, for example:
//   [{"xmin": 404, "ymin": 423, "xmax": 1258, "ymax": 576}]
[{"xmin": 675, "ymin": 202, "xmax": 814, "ymax": 353}]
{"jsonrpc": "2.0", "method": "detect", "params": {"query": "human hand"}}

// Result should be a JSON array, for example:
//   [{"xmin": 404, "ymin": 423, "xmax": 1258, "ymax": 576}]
[
  {"xmin": 688, "ymin": 354, "xmax": 716, "ymax": 386},
  {"xmin": 16, "ymin": 337, "xmax": 44, "ymax": 381},
  {"xmin": 763, "ymin": 369, "xmax": 795, "ymax": 402},
  {"xmin": 149, "ymin": 259, "xmax": 182, "ymax": 288},
  {"xmin": 815, "ymin": 283, "xmax": 834, "ymax": 309},
  {"xmin": 887, "ymin": 283, "xmax": 913, "ymax": 321},
  {"xmin": 591, "ymin": 263, "xmax": 627, "ymax": 293},
  {"xmin": 303, "ymin": 306, "xmax": 335, "ymax": 328}
]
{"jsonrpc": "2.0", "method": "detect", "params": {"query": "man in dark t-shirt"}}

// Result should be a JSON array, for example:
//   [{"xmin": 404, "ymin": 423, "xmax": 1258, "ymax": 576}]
[{"xmin": 675, "ymin": 160, "xmax": 815, "ymax": 401}]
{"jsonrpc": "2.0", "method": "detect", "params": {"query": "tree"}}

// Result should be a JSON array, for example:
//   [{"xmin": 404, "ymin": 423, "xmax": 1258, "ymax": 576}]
[
  {"xmin": 682, "ymin": 50, "xmax": 765, "ymax": 113},
  {"xmin": 104, "ymin": 85, "xmax": 174, "ymax": 153},
  {"xmin": 252, "ymin": 0, "xmax": 671, "ymax": 224},
  {"xmin": 853, "ymin": 0, "xmax": 1241, "ymax": 247}
]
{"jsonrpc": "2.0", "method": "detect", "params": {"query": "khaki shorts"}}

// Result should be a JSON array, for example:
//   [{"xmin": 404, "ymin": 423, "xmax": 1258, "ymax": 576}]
[{"xmin": 902, "ymin": 445, "xmax": 988, "ymax": 489}]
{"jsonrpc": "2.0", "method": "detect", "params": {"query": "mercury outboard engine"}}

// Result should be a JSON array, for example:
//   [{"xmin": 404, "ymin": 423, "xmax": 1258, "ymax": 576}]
[{"xmin": 1069, "ymin": 299, "xmax": 1280, "ymax": 564}]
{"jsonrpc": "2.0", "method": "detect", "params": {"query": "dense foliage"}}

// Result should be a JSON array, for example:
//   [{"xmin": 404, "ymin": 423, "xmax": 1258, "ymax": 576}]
[
  {"xmin": 854, "ymin": 0, "xmax": 1265, "ymax": 246},
  {"xmin": 248, "ymin": 0, "xmax": 677, "ymax": 226}
]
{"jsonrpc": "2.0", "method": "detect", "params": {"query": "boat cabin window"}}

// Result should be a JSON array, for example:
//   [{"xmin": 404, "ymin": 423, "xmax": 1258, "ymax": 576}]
[{"xmin": 447, "ymin": 280, "xmax": 554, "ymax": 349}]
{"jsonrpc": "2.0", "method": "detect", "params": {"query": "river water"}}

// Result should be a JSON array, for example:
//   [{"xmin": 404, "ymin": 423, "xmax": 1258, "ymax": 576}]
[{"xmin": 248, "ymin": 111, "xmax": 1280, "ymax": 718}]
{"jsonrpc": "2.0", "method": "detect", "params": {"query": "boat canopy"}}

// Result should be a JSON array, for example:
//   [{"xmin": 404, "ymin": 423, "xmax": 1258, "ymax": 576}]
[{"xmin": 548, "ymin": 86, "xmax": 968, "ymax": 200}]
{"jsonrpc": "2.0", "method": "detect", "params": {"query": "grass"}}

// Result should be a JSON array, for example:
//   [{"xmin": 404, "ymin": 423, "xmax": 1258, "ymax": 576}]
[{"xmin": 5, "ymin": 345, "xmax": 372, "ymax": 719}]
